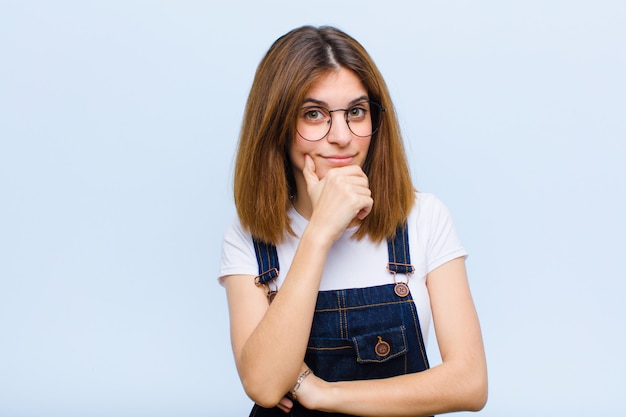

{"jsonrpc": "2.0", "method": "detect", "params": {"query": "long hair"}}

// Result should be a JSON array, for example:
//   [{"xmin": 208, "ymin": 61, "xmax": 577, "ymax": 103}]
[{"xmin": 234, "ymin": 25, "xmax": 415, "ymax": 244}]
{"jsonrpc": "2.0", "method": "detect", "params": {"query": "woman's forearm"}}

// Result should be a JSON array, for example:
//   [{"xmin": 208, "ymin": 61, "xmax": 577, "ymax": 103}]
[
  {"xmin": 316, "ymin": 358, "xmax": 487, "ymax": 416},
  {"xmin": 233, "ymin": 225, "xmax": 334, "ymax": 406}
]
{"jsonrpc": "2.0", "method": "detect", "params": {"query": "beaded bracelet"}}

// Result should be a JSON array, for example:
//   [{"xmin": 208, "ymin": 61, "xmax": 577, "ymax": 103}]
[{"xmin": 290, "ymin": 368, "xmax": 313, "ymax": 399}]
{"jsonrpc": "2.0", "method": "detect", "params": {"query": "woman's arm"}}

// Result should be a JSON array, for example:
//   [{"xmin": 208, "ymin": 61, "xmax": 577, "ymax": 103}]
[
  {"xmin": 295, "ymin": 257, "xmax": 488, "ymax": 416},
  {"xmin": 224, "ymin": 225, "xmax": 332, "ymax": 408},
  {"xmin": 224, "ymin": 159, "xmax": 374, "ymax": 408}
]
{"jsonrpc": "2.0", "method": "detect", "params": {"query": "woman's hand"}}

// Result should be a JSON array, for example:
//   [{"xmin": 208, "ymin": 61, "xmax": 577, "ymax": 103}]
[
  {"xmin": 302, "ymin": 154, "xmax": 373, "ymax": 242},
  {"xmin": 276, "ymin": 366, "xmax": 322, "ymax": 413},
  {"xmin": 287, "ymin": 369, "xmax": 328, "ymax": 412},
  {"xmin": 276, "ymin": 396, "xmax": 294, "ymax": 413}
]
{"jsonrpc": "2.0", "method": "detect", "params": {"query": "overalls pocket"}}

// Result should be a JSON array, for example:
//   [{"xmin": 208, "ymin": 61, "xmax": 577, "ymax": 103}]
[{"xmin": 305, "ymin": 325, "xmax": 409, "ymax": 382}]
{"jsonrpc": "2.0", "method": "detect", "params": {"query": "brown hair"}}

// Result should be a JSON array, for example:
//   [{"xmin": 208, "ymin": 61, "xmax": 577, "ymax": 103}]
[{"xmin": 234, "ymin": 25, "xmax": 415, "ymax": 244}]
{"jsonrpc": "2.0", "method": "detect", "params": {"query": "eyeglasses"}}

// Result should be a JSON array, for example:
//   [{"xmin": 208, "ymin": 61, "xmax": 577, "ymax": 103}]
[{"xmin": 296, "ymin": 100, "xmax": 385, "ymax": 142}]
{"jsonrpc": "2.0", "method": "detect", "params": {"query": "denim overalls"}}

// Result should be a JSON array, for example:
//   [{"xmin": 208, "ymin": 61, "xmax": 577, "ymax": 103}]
[{"xmin": 250, "ymin": 224, "xmax": 431, "ymax": 417}]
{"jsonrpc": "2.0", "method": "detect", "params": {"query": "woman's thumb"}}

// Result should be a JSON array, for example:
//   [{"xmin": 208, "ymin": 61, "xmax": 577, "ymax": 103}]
[{"xmin": 302, "ymin": 155, "xmax": 319, "ymax": 187}]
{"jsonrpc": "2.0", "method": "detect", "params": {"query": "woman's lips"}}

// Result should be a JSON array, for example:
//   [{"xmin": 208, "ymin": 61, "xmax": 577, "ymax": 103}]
[{"xmin": 323, "ymin": 155, "xmax": 355, "ymax": 165}]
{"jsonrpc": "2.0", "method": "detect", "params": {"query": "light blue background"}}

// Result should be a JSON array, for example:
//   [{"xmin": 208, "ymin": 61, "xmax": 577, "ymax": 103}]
[{"xmin": 1, "ymin": 1, "xmax": 625, "ymax": 416}]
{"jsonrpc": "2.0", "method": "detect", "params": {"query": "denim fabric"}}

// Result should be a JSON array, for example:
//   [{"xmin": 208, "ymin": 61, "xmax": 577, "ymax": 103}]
[
  {"xmin": 249, "ymin": 284, "xmax": 430, "ymax": 417},
  {"xmin": 249, "ymin": 225, "xmax": 430, "ymax": 416},
  {"xmin": 305, "ymin": 283, "xmax": 429, "ymax": 381}
]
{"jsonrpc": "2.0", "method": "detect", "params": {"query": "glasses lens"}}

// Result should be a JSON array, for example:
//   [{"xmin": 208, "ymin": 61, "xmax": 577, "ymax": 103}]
[
  {"xmin": 347, "ymin": 102, "xmax": 382, "ymax": 137},
  {"xmin": 297, "ymin": 107, "xmax": 331, "ymax": 141},
  {"xmin": 296, "ymin": 101, "xmax": 384, "ymax": 142}
]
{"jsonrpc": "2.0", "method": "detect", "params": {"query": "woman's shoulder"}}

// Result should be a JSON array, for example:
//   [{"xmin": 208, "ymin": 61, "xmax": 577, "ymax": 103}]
[
  {"xmin": 221, "ymin": 216, "xmax": 256, "ymax": 258},
  {"xmin": 413, "ymin": 191, "xmax": 451, "ymax": 216},
  {"xmin": 222, "ymin": 215, "xmax": 250, "ymax": 240},
  {"xmin": 410, "ymin": 191, "xmax": 468, "ymax": 268},
  {"xmin": 410, "ymin": 191, "xmax": 462, "ymax": 235},
  {"xmin": 219, "ymin": 216, "xmax": 258, "ymax": 284}
]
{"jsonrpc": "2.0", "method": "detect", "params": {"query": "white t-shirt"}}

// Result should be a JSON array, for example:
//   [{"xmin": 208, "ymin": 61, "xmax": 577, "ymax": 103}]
[{"xmin": 218, "ymin": 192, "xmax": 467, "ymax": 346}]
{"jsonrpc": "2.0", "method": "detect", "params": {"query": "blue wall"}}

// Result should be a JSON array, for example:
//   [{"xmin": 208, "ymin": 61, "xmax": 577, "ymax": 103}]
[{"xmin": 1, "ymin": 1, "xmax": 625, "ymax": 415}]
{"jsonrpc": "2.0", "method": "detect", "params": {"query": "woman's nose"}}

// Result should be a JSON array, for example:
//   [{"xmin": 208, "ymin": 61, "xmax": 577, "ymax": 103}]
[{"xmin": 326, "ymin": 112, "xmax": 353, "ymax": 145}]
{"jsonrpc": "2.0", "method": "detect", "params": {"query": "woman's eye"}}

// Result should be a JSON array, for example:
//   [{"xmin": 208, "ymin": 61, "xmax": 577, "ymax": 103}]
[
  {"xmin": 304, "ymin": 108, "xmax": 327, "ymax": 121},
  {"xmin": 306, "ymin": 110, "xmax": 320, "ymax": 119},
  {"xmin": 348, "ymin": 106, "xmax": 367, "ymax": 119}
]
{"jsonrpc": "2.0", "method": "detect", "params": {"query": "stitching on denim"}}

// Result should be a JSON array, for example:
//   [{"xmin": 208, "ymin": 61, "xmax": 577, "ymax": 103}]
[
  {"xmin": 353, "ymin": 335, "xmax": 361, "ymax": 359},
  {"xmin": 402, "ymin": 325, "xmax": 408, "ymax": 373},
  {"xmin": 263, "ymin": 243, "xmax": 269, "ymax": 273},
  {"xmin": 402, "ymin": 223, "xmax": 409, "ymax": 269},
  {"xmin": 315, "ymin": 299, "xmax": 413, "ymax": 313},
  {"xmin": 340, "ymin": 290, "xmax": 348, "ymax": 339},
  {"xmin": 334, "ymin": 291, "xmax": 343, "ymax": 340},
  {"xmin": 407, "ymin": 296, "xmax": 429, "ymax": 366},
  {"xmin": 390, "ymin": 233, "xmax": 399, "ymax": 278},
  {"xmin": 308, "ymin": 345, "xmax": 352, "ymax": 351}
]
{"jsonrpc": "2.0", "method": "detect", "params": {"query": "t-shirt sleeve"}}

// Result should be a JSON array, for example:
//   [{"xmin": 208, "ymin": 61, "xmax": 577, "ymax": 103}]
[
  {"xmin": 218, "ymin": 218, "xmax": 258, "ymax": 286},
  {"xmin": 420, "ymin": 194, "xmax": 468, "ymax": 274}
]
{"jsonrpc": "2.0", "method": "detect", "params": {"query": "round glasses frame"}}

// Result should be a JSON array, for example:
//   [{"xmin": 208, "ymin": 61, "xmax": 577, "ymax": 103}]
[{"xmin": 296, "ymin": 100, "xmax": 386, "ymax": 142}]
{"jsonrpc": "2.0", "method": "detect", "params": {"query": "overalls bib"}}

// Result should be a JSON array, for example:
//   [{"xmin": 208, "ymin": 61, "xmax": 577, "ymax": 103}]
[{"xmin": 249, "ymin": 224, "xmax": 431, "ymax": 417}]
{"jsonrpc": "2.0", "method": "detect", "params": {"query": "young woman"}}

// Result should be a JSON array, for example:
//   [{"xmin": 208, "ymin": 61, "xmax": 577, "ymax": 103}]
[{"xmin": 219, "ymin": 25, "xmax": 487, "ymax": 416}]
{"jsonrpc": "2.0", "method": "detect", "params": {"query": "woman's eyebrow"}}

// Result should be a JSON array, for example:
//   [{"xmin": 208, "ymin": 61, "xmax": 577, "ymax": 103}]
[
  {"xmin": 301, "ymin": 98, "xmax": 328, "ymax": 107},
  {"xmin": 301, "ymin": 95, "xmax": 369, "ymax": 108}
]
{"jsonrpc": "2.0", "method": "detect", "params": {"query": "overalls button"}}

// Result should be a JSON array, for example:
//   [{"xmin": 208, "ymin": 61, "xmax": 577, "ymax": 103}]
[
  {"xmin": 394, "ymin": 282, "xmax": 409, "ymax": 297},
  {"xmin": 375, "ymin": 336, "xmax": 391, "ymax": 357}
]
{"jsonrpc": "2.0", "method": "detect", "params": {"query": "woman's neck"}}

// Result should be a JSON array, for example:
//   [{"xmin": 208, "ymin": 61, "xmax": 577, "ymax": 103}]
[{"xmin": 292, "ymin": 194, "xmax": 312, "ymax": 220}]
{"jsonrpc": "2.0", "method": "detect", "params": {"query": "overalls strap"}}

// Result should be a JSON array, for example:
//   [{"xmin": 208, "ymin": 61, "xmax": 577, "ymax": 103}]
[
  {"xmin": 252, "ymin": 239, "xmax": 280, "ymax": 302},
  {"xmin": 387, "ymin": 222, "xmax": 415, "ymax": 275},
  {"xmin": 253, "ymin": 239, "xmax": 279, "ymax": 284}
]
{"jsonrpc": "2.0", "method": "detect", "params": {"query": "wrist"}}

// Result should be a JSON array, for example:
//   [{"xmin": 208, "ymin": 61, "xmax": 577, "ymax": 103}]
[
  {"xmin": 315, "ymin": 380, "xmax": 339, "ymax": 412},
  {"xmin": 290, "ymin": 368, "xmax": 313, "ymax": 400},
  {"xmin": 300, "ymin": 223, "xmax": 335, "ymax": 251}
]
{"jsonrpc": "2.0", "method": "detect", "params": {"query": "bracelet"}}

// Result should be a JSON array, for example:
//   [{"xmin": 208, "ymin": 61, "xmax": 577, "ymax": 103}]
[{"xmin": 289, "ymin": 368, "xmax": 312, "ymax": 399}]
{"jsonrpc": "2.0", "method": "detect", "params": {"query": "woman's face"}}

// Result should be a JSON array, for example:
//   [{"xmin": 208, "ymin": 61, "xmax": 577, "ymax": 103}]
[{"xmin": 289, "ymin": 67, "xmax": 372, "ymax": 181}]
